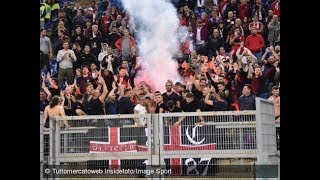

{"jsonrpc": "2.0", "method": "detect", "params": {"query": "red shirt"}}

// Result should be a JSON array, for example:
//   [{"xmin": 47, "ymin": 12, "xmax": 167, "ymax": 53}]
[
  {"xmin": 101, "ymin": 16, "xmax": 111, "ymax": 34},
  {"xmin": 245, "ymin": 34, "xmax": 265, "ymax": 53},
  {"xmin": 180, "ymin": 16, "xmax": 187, "ymax": 26},
  {"xmin": 249, "ymin": 21, "xmax": 263, "ymax": 34},
  {"xmin": 271, "ymin": 1, "xmax": 280, "ymax": 17},
  {"xmin": 230, "ymin": 34, "xmax": 245, "ymax": 52},
  {"xmin": 180, "ymin": 40, "xmax": 191, "ymax": 55},
  {"xmin": 238, "ymin": 4, "xmax": 250, "ymax": 20},
  {"xmin": 219, "ymin": 0, "xmax": 228, "ymax": 19}
]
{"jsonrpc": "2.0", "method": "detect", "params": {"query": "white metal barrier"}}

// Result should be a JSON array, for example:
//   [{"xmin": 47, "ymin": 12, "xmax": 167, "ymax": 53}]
[{"xmin": 40, "ymin": 99, "xmax": 279, "ymax": 179}]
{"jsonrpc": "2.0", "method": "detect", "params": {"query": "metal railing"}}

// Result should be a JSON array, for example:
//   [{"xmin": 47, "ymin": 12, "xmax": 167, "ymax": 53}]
[
  {"xmin": 40, "ymin": 100, "xmax": 279, "ymax": 178},
  {"xmin": 159, "ymin": 111, "xmax": 258, "ymax": 161}
]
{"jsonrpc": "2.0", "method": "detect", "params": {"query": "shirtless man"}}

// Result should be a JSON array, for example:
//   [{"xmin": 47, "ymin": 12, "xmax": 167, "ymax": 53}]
[
  {"xmin": 43, "ymin": 95, "xmax": 70, "ymax": 128},
  {"xmin": 268, "ymin": 86, "xmax": 280, "ymax": 124}
]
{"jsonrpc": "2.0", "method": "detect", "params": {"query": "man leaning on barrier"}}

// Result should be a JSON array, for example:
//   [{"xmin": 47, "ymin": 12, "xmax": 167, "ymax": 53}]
[
  {"xmin": 43, "ymin": 95, "xmax": 70, "ymax": 128},
  {"xmin": 180, "ymin": 92, "xmax": 205, "ymax": 126}
]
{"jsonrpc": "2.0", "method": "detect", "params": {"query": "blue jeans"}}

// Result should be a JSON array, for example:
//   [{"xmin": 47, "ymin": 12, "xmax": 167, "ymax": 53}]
[
  {"xmin": 258, "ymin": 93, "xmax": 268, "ymax": 99},
  {"xmin": 253, "ymin": 51, "xmax": 263, "ymax": 65},
  {"xmin": 40, "ymin": 21, "xmax": 44, "ymax": 29}
]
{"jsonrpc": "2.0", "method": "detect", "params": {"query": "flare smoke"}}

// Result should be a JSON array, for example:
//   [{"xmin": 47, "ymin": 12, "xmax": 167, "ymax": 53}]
[{"xmin": 121, "ymin": 0, "xmax": 182, "ymax": 92}]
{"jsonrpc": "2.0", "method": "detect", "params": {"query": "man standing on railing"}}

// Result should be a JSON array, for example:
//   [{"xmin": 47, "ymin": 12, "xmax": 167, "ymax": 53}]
[{"xmin": 238, "ymin": 84, "xmax": 256, "ymax": 110}]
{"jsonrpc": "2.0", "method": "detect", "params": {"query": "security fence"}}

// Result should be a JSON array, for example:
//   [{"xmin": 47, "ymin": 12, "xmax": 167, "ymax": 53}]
[{"xmin": 40, "ymin": 98, "xmax": 279, "ymax": 179}]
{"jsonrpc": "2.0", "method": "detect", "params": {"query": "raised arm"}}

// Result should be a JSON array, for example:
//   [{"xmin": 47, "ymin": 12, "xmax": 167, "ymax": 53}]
[
  {"xmin": 204, "ymin": 93, "xmax": 214, "ymax": 106},
  {"xmin": 69, "ymin": 50, "xmax": 77, "ymax": 62},
  {"xmin": 42, "ymin": 74, "xmax": 52, "ymax": 101},
  {"xmin": 59, "ymin": 106, "xmax": 70, "ymax": 128},
  {"xmin": 43, "ymin": 106, "xmax": 49, "ymax": 126},
  {"xmin": 47, "ymin": 73, "xmax": 59, "ymax": 89},
  {"xmin": 98, "ymin": 76, "xmax": 109, "ymax": 102},
  {"xmin": 56, "ymin": 50, "xmax": 65, "ymax": 62}
]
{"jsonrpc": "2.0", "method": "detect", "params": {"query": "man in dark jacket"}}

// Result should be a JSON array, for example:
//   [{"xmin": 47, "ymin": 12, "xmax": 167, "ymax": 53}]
[
  {"xmin": 238, "ymin": 84, "xmax": 256, "ymax": 110},
  {"xmin": 116, "ymin": 89, "xmax": 135, "ymax": 126}
]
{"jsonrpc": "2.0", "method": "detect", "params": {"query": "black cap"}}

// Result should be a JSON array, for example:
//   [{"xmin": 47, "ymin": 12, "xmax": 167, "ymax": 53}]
[{"xmin": 74, "ymin": 25, "xmax": 81, "ymax": 30}]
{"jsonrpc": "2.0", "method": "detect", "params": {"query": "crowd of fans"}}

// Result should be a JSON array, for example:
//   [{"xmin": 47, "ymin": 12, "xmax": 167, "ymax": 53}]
[{"xmin": 40, "ymin": 0, "xmax": 280, "ymax": 127}]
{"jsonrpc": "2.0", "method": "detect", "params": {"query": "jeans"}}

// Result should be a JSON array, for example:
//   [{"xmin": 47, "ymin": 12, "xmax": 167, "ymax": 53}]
[
  {"xmin": 253, "ymin": 51, "xmax": 263, "ymax": 65},
  {"xmin": 40, "ymin": 21, "xmax": 44, "ymax": 29},
  {"xmin": 258, "ymin": 93, "xmax": 268, "ymax": 99}
]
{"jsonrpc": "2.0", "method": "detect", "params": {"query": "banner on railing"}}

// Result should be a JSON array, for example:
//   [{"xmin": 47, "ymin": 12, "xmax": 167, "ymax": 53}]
[
  {"xmin": 89, "ymin": 125, "xmax": 216, "ymax": 169},
  {"xmin": 164, "ymin": 125, "xmax": 216, "ymax": 151},
  {"xmin": 89, "ymin": 127, "xmax": 148, "ymax": 153}
]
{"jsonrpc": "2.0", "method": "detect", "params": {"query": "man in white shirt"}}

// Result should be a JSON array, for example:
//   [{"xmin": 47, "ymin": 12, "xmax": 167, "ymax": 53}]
[
  {"xmin": 134, "ymin": 96, "xmax": 148, "ymax": 127},
  {"xmin": 56, "ymin": 41, "xmax": 77, "ymax": 85}
]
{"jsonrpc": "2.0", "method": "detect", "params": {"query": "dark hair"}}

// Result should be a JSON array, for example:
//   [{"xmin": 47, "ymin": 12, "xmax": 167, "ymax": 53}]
[
  {"xmin": 217, "ymin": 82, "xmax": 225, "ymax": 86},
  {"xmin": 217, "ymin": 91, "xmax": 225, "ymax": 99},
  {"xmin": 167, "ymin": 100, "xmax": 175, "ymax": 109},
  {"xmin": 154, "ymin": 91, "xmax": 161, "ymax": 94},
  {"xmin": 49, "ymin": 95, "xmax": 61, "ymax": 108},
  {"xmin": 82, "ymin": 65, "xmax": 89, "ymax": 70},
  {"xmin": 272, "ymin": 86, "xmax": 280, "ymax": 90},
  {"xmin": 124, "ymin": 88, "xmax": 131, "ymax": 95},
  {"xmin": 200, "ymin": 78, "xmax": 206, "ymax": 82},
  {"xmin": 186, "ymin": 92, "xmax": 194, "ymax": 98},
  {"xmin": 244, "ymin": 84, "xmax": 252, "ymax": 91},
  {"xmin": 75, "ymin": 94, "xmax": 84, "ymax": 100},
  {"xmin": 51, "ymin": 78, "xmax": 58, "ymax": 85}
]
